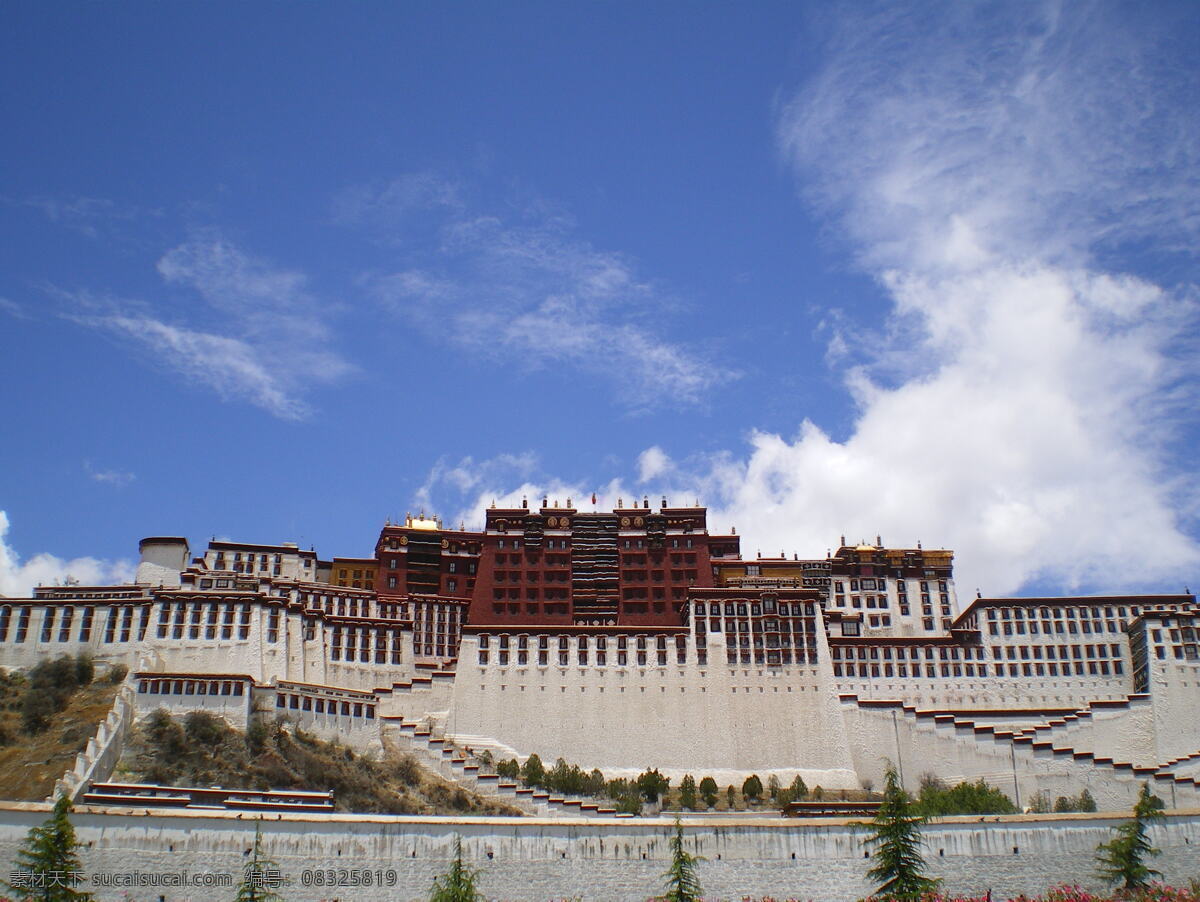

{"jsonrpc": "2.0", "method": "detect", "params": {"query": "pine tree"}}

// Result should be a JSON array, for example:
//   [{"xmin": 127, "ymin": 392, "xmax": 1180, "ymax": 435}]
[
  {"xmin": 430, "ymin": 835, "xmax": 483, "ymax": 902},
  {"xmin": 5, "ymin": 793, "xmax": 93, "ymax": 901},
  {"xmin": 679, "ymin": 775, "xmax": 697, "ymax": 811},
  {"xmin": 858, "ymin": 764, "xmax": 939, "ymax": 900},
  {"xmin": 659, "ymin": 818, "xmax": 704, "ymax": 902},
  {"xmin": 1096, "ymin": 784, "xmax": 1164, "ymax": 891},
  {"xmin": 521, "ymin": 753, "xmax": 545, "ymax": 788},
  {"xmin": 234, "ymin": 822, "xmax": 284, "ymax": 902}
]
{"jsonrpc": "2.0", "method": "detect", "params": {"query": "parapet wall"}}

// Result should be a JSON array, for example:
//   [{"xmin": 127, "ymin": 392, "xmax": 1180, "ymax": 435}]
[{"xmin": 0, "ymin": 804, "xmax": 1197, "ymax": 902}]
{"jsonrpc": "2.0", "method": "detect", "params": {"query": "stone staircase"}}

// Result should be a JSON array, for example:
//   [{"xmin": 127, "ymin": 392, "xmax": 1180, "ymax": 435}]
[
  {"xmin": 380, "ymin": 716, "xmax": 617, "ymax": 818},
  {"xmin": 840, "ymin": 693, "xmax": 1200, "ymax": 809}
]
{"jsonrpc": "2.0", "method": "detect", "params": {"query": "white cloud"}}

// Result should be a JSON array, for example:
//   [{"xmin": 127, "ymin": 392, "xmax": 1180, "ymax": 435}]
[
  {"xmin": 84, "ymin": 461, "xmax": 136, "ymax": 487},
  {"xmin": 357, "ymin": 184, "xmax": 736, "ymax": 409},
  {"xmin": 637, "ymin": 446, "xmax": 672, "ymax": 483},
  {"xmin": 0, "ymin": 510, "xmax": 133, "ymax": 597},
  {"xmin": 68, "ymin": 235, "xmax": 353, "ymax": 420},
  {"xmin": 712, "ymin": 2, "xmax": 1200, "ymax": 594}
]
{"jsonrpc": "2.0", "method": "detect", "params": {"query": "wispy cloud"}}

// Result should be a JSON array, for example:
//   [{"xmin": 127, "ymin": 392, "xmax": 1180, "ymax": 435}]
[
  {"xmin": 347, "ymin": 177, "xmax": 736, "ymax": 409},
  {"xmin": 84, "ymin": 461, "xmax": 136, "ymax": 487},
  {"xmin": 66, "ymin": 234, "xmax": 354, "ymax": 420},
  {"xmin": 0, "ymin": 510, "xmax": 133, "ymax": 596},
  {"xmin": 0, "ymin": 297, "xmax": 29, "ymax": 320},
  {"xmin": 11, "ymin": 194, "xmax": 162, "ymax": 239}
]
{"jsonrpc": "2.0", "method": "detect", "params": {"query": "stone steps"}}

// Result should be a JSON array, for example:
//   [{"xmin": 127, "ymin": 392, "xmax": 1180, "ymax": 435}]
[{"xmin": 380, "ymin": 720, "xmax": 602, "ymax": 817}]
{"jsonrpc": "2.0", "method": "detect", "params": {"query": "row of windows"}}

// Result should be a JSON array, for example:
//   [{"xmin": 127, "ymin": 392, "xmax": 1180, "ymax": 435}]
[
  {"xmin": 693, "ymin": 601, "xmax": 815, "ymax": 617},
  {"xmin": 832, "ymin": 644, "xmax": 983, "ymax": 662},
  {"xmin": 158, "ymin": 601, "xmax": 251, "ymax": 641},
  {"xmin": 834, "ymin": 660, "xmax": 1125, "ymax": 679},
  {"xmin": 0, "ymin": 605, "xmax": 146, "ymax": 645},
  {"xmin": 275, "ymin": 693, "xmax": 375, "ymax": 718},
  {"xmin": 329, "ymin": 627, "xmax": 404, "ymax": 664},
  {"xmin": 726, "ymin": 648, "xmax": 817, "ymax": 666},
  {"xmin": 139, "ymin": 679, "xmax": 245, "ymax": 696}
]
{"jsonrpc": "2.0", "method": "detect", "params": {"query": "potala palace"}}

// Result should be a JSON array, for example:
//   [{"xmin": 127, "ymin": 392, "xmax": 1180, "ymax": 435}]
[{"xmin": 2, "ymin": 501, "xmax": 1199, "ymax": 812}]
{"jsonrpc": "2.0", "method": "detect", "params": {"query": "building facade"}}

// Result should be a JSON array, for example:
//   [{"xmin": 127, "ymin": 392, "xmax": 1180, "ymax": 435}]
[{"xmin": 1, "ymin": 505, "xmax": 1198, "ymax": 809}]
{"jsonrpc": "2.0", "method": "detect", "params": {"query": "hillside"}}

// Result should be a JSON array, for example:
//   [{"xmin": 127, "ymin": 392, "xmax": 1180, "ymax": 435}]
[
  {"xmin": 0, "ymin": 671, "xmax": 119, "ymax": 801},
  {"xmin": 114, "ymin": 710, "xmax": 522, "ymax": 816}
]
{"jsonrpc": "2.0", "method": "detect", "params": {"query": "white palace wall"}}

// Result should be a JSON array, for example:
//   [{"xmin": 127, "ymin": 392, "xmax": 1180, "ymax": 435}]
[{"xmin": 448, "ymin": 629, "xmax": 860, "ymax": 787}]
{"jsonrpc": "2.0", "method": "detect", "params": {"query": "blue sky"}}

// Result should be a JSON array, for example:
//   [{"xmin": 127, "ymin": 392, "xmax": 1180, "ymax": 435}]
[{"xmin": 2, "ymin": 1, "xmax": 1198, "ymax": 600}]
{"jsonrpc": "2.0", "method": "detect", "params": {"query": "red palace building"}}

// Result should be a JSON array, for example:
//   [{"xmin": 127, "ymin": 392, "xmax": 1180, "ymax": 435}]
[{"xmin": 371, "ymin": 497, "xmax": 959, "ymax": 666}]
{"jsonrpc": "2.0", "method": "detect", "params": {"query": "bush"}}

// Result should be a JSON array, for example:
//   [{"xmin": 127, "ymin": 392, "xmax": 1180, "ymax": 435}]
[
  {"xmin": 916, "ymin": 776, "xmax": 1017, "ymax": 816},
  {"xmin": 1054, "ymin": 789, "xmax": 1100, "ymax": 814},
  {"xmin": 106, "ymin": 663, "xmax": 128, "ymax": 684},
  {"xmin": 637, "ymin": 768, "xmax": 670, "ymax": 804},
  {"xmin": 184, "ymin": 711, "xmax": 228, "ymax": 748},
  {"xmin": 74, "ymin": 654, "xmax": 95, "ymax": 686},
  {"xmin": 698, "ymin": 776, "xmax": 718, "ymax": 809}
]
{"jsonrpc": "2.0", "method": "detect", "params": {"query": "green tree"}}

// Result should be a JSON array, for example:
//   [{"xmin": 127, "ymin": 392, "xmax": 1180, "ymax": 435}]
[
  {"xmin": 5, "ymin": 793, "xmax": 93, "ymax": 901},
  {"xmin": 698, "ymin": 777, "xmax": 718, "ymax": 810},
  {"xmin": 678, "ymin": 775, "xmax": 697, "ymax": 811},
  {"xmin": 234, "ymin": 822, "xmax": 283, "ymax": 902},
  {"xmin": 1096, "ymin": 784, "xmax": 1165, "ymax": 891},
  {"xmin": 658, "ymin": 818, "xmax": 704, "ymax": 902},
  {"xmin": 725, "ymin": 785, "xmax": 736, "ymax": 809},
  {"xmin": 636, "ymin": 768, "xmax": 670, "ymax": 805},
  {"xmin": 1077, "ymin": 789, "xmax": 1097, "ymax": 813},
  {"xmin": 858, "ymin": 764, "xmax": 939, "ymax": 900},
  {"xmin": 767, "ymin": 774, "xmax": 781, "ymax": 802},
  {"xmin": 430, "ymin": 835, "xmax": 483, "ymax": 902},
  {"xmin": 521, "ymin": 754, "xmax": 545, "ymax": 788},
  {"xmin": 741, "ymin": 774, "xmax": 763, "ymax": 805}
]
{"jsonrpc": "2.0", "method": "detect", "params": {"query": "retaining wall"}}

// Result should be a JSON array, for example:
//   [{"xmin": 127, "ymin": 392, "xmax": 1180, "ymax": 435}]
[{"xmin": 0, "ymin": 803, "xmax": 1198, "ymax": 902}]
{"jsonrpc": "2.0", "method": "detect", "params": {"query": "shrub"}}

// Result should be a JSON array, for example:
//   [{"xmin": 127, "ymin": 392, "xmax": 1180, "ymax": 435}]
[
  {"xmin": 698, "ymin": 777, "xmax": 718, "ymax": 809},
  {"xmin": 184, "ymin": 711, "xmax": 228, "ymax": 748},
  {"xmin": 106, "ymin": 663, "xmax": 128, "ymax": 684},
  {"xmin": 74, "ymin": 655, "xmax": 95, "ymax": 686},
  {"xmin": 916, "ymin": 777, "xmax": 1017, "ymax": 816},
  {"xmin": 742, "ymin": 774, "xmax": 764, "ymax": 804}
]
